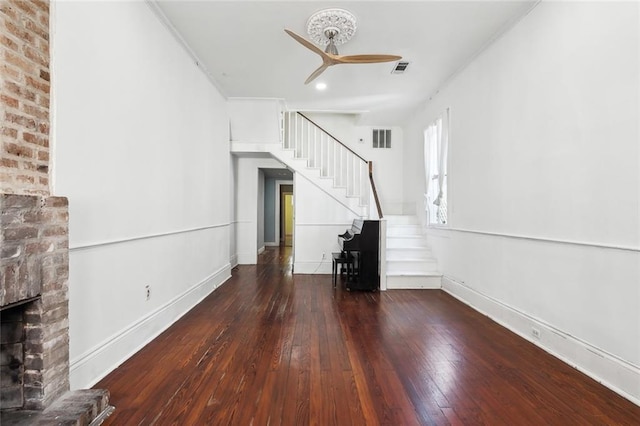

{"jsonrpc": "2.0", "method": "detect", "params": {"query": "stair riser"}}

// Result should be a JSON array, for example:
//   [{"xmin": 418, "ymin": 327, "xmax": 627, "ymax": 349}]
[
  {"xmin": 387, "ymin": 261, "xmax": 439, "ymax": 273},
  {"xmin": 386, "ymin": 250, "xmax": 433, "ymax": 260},
  {"xmin": 387, "ymin": 240, "xmax": 429, "ymax": 249},
  {"xmin": 385, "ymin": 215, "xmax": 419, "ymax": 225},
  {"xmin": 387, "ymin": 227, "xmax": 423, "ymax": 237}
]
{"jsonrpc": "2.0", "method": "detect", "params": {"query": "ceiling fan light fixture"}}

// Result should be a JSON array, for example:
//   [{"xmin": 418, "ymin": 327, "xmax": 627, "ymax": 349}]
[
  {"xmin": 315, "ymin": 82, "xmax": 327, "ymax": 91},
  {"xmin": 307, "ymin": 8, "xmax": 357, "ymax": 47}
]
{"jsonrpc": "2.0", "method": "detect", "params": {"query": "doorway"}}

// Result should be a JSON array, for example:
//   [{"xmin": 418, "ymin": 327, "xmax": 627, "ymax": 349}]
[{"xmin": 280, "ymin": 184, "xmax": 293, "ymax": 246}]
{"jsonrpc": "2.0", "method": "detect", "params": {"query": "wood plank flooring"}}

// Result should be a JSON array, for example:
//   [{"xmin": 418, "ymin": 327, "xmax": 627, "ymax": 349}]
[{"xmin": 96, "ymin": 247, "xmax": 640, "ymax": 425}]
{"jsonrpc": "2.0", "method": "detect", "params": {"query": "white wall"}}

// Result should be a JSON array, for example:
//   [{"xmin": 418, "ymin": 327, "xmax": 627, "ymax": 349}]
[
  {"xmin": 293, "ymin": 173, "xmax": 360, "ymax": 273},
  {"xmin": 228, "ymin": 98, "xmax": 282, "ymax": 144},
  {"xmin": 52, "ymin": 1, "xmax": 231, "ymax": 389},
  {"xmin": 402, "ymin": 2, "xmax": 639, "ymax": 402},
  {"xmin": 305, "ymin": 113, "xmax": 405, "ymax": 215},
  {"xmin": 257, "ymin": 169, "xmax": 265, "ymax": 253}
]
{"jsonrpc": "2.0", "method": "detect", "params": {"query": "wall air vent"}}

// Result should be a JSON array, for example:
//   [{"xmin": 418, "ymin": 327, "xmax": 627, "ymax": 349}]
[{"xmin": 392, "ymin": 61, "xmax": 410, "ymax": 74}]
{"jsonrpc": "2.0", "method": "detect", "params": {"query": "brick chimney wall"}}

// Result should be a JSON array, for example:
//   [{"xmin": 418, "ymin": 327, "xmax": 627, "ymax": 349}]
[
  {"xmin": 1, "ymin": 0, "xmax": 71, "ymax": 411},
  {"xmin": 1, "ymin": 0, "xmax": 51, "ymax": 196}
]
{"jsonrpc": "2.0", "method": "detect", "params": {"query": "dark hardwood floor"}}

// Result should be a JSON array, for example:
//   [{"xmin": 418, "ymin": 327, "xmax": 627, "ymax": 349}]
[{"xmin": 96, "ymin": 247, "xmax": 639, "ymax": 425}]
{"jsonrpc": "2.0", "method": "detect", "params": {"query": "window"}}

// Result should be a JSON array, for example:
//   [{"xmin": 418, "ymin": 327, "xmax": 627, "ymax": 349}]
[
  {"xmin": 424, "ymin": 109, "xmax": 449, "ymax": 225},
  {"xmin": 372, "ymin": 129, "xmax": 391, "ymax": 148}
]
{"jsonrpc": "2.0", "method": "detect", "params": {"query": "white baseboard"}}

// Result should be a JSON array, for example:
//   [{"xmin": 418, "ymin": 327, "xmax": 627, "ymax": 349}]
[
  {"xmin": 69, "ymin": 264, "xmax": 232, "ymax": 389},
  {"xmin": 293, "ymin": 260, "xmax": 332, "ymax": 274},
  {"xmin": 265, "ymin": 242, "xmax": 279, "ymax": 247},
  {"xmin": 442, "ymin": 276, "xmax": 640, "ymax": 406},
  {"xmin": 229, "ymin": 254, "xmax": 238, "ymax": 268},
  {"xmin": 257, "ymin": 246, "xmax": 265, "ymax": 255}
]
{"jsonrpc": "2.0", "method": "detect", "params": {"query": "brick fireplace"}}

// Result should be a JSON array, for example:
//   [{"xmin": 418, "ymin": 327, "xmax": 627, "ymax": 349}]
[
  {"xmin": 1, "ymin": 194, "xmax": 70, "ymax": 411},
  {"xmin": 1, "ymin": 1, "xmax": 111, "ymax": 423}
]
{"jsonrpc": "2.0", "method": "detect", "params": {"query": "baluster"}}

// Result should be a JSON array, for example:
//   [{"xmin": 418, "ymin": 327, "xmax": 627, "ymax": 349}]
[
  {"xmin": 293, "ymin": 114, "xmax": 300, "ymax": 158},
  {"xmin": 287, "ymin": 112, "xmax": 295, "ymax": 149},
  {"xmin": 313, "ymin": 128, "xmax": 317, "ymax": 168},
  {"xmin": 321, "ymin": 133, "xmax": 325, "ymax": 176}
]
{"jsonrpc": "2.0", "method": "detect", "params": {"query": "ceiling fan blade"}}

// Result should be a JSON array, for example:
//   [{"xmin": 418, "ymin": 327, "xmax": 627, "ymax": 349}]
[
  {"xmin": 304, "ymin": 64, "xmax": 329, "ymax": 85},
  {"xmin": 337, "ymin": 54, "xmax": 403, "ymax": 64},
  {"xmin": 284, "ymin": 29, "xmax": 328, "ymax": 58}
]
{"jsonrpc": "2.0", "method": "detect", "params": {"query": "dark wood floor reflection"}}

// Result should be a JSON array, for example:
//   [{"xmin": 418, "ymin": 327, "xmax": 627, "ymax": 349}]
[{"xmin": 96, "ymin": 247, "xmax": 639, "ymax": 425}]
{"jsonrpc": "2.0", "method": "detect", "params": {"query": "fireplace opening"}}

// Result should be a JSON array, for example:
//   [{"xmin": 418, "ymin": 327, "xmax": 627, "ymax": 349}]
[{"xmin": 0, "ymin": 297, "xmax": 40, "ymax": 412}]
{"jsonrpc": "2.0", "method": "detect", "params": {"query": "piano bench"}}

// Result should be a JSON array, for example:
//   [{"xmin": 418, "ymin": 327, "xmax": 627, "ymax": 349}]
[{"xmin": 332, "ymin": 252, "xmax": 355, "ymax": 288}]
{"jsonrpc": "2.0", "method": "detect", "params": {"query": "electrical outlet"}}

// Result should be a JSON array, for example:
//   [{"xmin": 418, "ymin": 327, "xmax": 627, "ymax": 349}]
[
  {"xmin": 532, "ymin": 327, "xmax": 541, "ymax": 340},
  {"xmin": 145, "ymin": 285, "xmax": 150, "ymax": 301},
  {"xmin": 321, "ymin": 252, "xmax": 326, "ymax": 260}
]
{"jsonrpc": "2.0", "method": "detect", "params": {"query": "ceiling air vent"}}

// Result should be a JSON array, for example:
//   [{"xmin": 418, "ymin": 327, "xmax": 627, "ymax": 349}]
[{"xmin": 392, "ymin": 61, "xmax": 410, "ymax": 74}]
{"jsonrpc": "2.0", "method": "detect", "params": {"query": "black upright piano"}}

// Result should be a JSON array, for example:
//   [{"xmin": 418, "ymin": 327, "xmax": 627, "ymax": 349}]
[{"xmin": 338, "ymin": 219, "xmax": 380, "ymax": 291}]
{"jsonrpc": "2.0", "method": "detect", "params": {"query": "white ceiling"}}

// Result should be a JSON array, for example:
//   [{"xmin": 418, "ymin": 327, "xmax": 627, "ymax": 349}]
[{"xmin": 155, "ymin": 0, "xmax": 538, "ymax": 124}]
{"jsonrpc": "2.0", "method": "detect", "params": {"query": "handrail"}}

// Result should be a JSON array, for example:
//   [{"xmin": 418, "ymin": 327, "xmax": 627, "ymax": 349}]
[
  {"xmin": 296, "ymin": 112, "xmax": 367, "ymax": 163},
  {"xmin": 369, "ymin": 162, "xmax": 383, "ymax": 219}
]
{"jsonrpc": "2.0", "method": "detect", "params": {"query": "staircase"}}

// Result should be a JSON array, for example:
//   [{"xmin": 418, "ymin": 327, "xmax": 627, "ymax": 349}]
[
  {"xmin": 231, "ymin": 111, "xmax": 376, "ymax": 218},
  {"xmin": 385, "ymin": 215, "xmax": 442, "ymax": 289}
]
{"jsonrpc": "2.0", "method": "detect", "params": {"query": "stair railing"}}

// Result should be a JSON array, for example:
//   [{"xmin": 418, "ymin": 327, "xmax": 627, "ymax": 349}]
[{"xmin": 283, "ymin": 111, "xmax": 383, "ymax": 219}]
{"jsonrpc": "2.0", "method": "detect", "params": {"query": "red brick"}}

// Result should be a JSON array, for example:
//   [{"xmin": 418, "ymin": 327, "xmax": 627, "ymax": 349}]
[
  {"xmin": 38, "ymin": 12, "xmax": 48, "ymax": 28},
  {"xmin": 5, "ymin": 81, "xmax": 27, "ymax": 99},
  {"xmin": 5, "ymin": 81, "xmax": 37, "ymax": 102},
  {"xmin": 25, "ymin": 17, "xmax": 49, "ymax": 42},
  {"xmin": 1, "ymin": 34, "xmax": 19, "ymax": 52},
  {"xmin": 1, "ymin": 94, "xmax": 19, "ymax": 108},
  {"xmin": 26, "ymin": 76, "xmax": 49, "ymax": 94},
  {"xmin": 0, "ymin": 157, "xmax": 19, "ymax": 168},
  {"xmin": 0, "ymin": 2, "xmax": 18, "ymax": 20},
  {"xmin": 0, "ymin": 193, "xmax": 39, "ymax": 209},
  {"xmin": 9, "ymin": 0, "xmax": 36, "ymax": 16},
  {"xmin": 22, "ymin": 104, "xmax": 48, "ymax": 121},
  {"xmin": 5, "ymin": 142, "xmax": 34, "ymax": 158},
  {"xmin": 1, "ymin": 63, "xmax": 21, "ymax": 81},
  {"xmin": 5, "ymin": 112, "xmax": 36, "ymax": 130},
  {"xmin": 23, "ymin": 132, "xmax": 47, "ymax": 147},
  {"xmin": 4, "ymin": 226, "xmax": 38, "ymax": 241},
  {"xmin": 37, "ymin": 122, "xmax": 48, "ymax": 134},
  {"xmin": 39, "ymin": 69, "xmax": 49, "ymax": 82},
  {"xmin": 44, "ymin": 197, "xmax": 68, "ymax": 208},
  {"xmin": 24, "ymin": 45, "xmax": 47, "ymax": 68},
  {"xmin": 2, "ymin": 126, "xmax": 19, "ymax": 139},
  {"xmin": 16, "ymin": 174, "xmax": 35, "ymax": 184},
  {"xmin": 4, "ymin": 50, "xmax": 37, "ymax": 75},
  {"xmin": 36, "ymin": 164, "xmax": 47, "ymax": 173},
  {"xmin": 32, "ymin": 0, "xmax": 49, "ymax": 13},
  {"xmin": 38, "ymin": 176, "xmax": 48, "ymax": 186},
  {"xmin": 37, "ymin": 94, "xmax": 49, "ymax": 108},
  {"xmin": 26, "ymin": 240, "xmax": 54, "ymax": 254},
  {"xmin": 23, "ymin": 210, "xmax": 52, "ymax": 223},
  {"xmin": 5, "ymin": 19, "xmax": 34, "ymax": 44},
  {"xmin": 37, "ymin": 150, "xmax": 49, "ymax": 161},
  {"xmin": 42, "ymin": 227, "xmax": 66, "ymax": 238}
]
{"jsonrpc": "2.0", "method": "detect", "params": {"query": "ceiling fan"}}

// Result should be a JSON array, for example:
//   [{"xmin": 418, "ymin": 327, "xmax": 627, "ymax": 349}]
[{"xmin": 285, "ymin": 8, "xmax": 402, "ymax": 84}]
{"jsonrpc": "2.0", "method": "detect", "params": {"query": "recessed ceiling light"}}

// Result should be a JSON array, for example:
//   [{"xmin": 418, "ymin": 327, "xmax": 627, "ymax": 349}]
[{"xmin": 315, "ymin": 82, "xmax": 327, "ymax": 91}]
